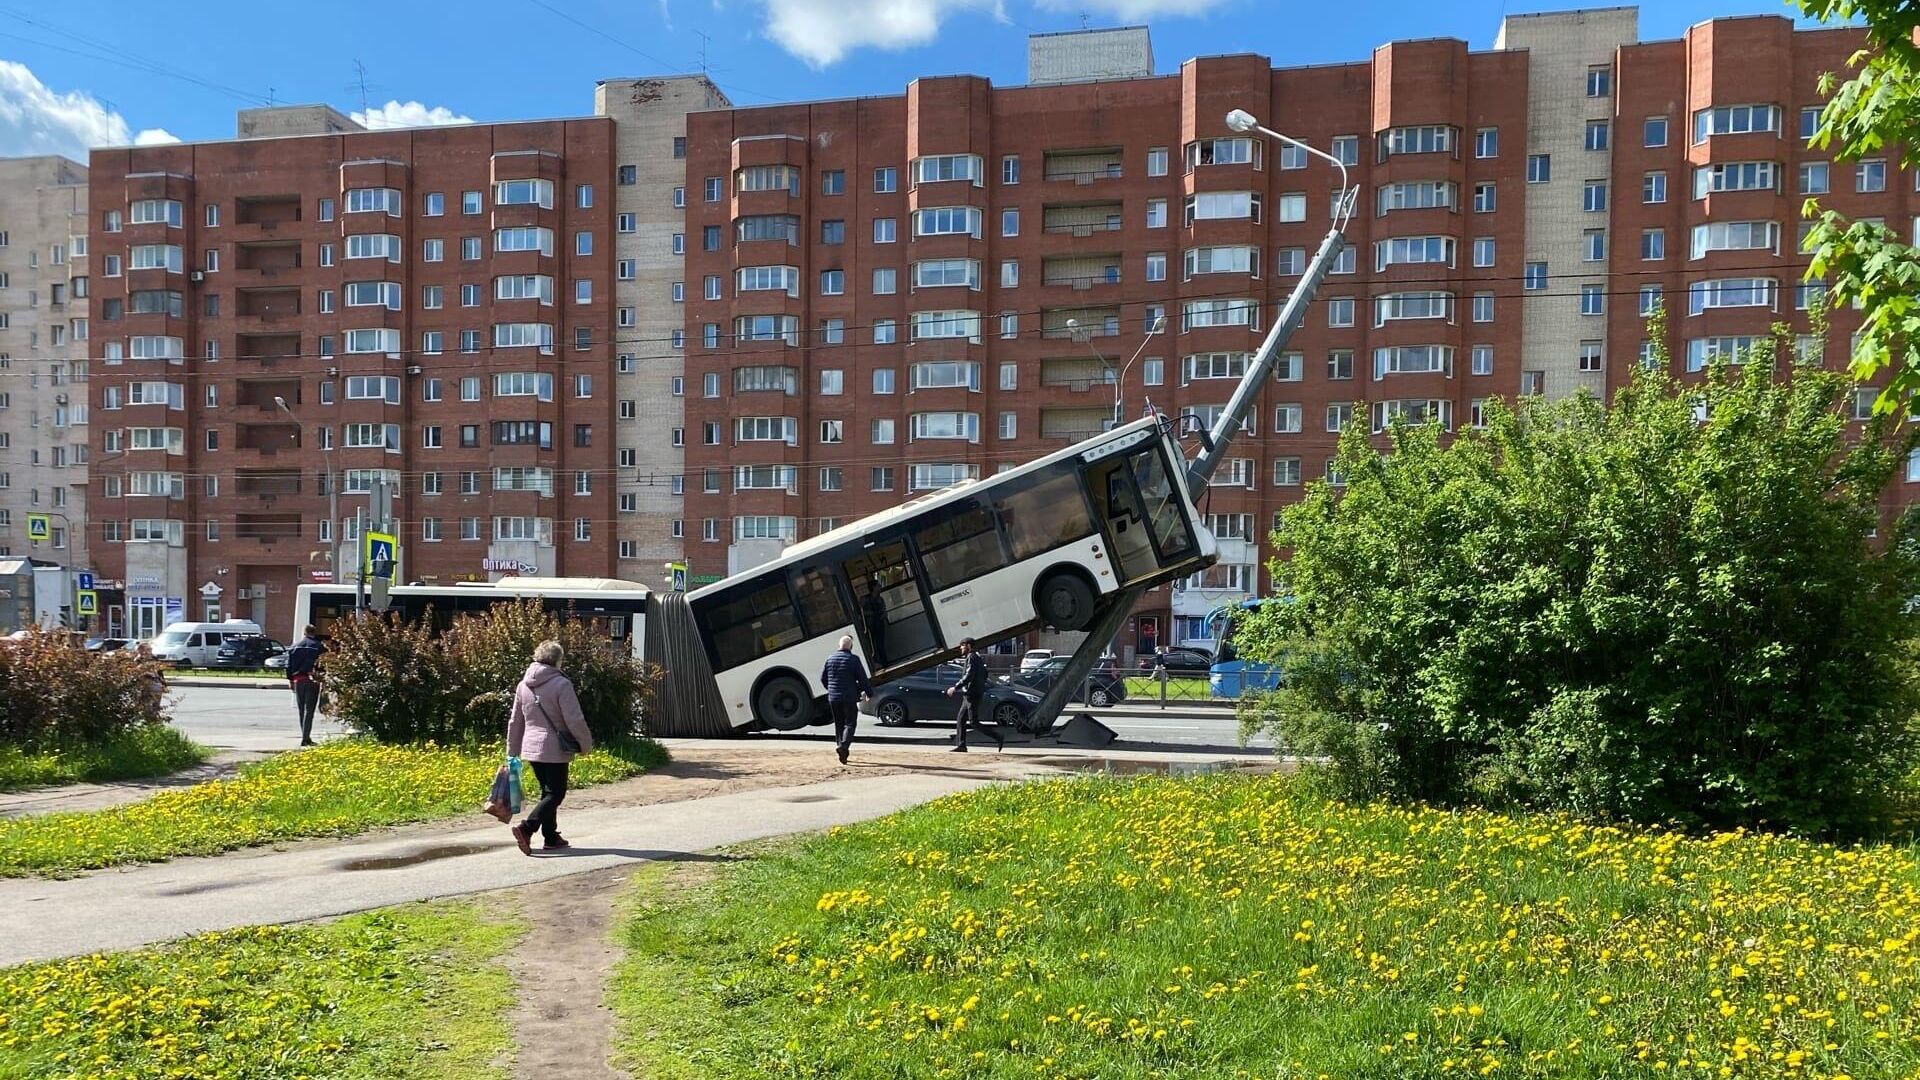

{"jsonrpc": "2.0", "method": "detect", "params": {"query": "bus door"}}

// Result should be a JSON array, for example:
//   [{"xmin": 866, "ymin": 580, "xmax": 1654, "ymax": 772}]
[
  {"xmin": 1091, "ymin": 443, "xmax": 1198, "ymax": 582},
  {"xmin": 1088, "ymin": 455, "xmax": 1158, "ymax": 582},
  {"xmin": 842, "ymin": 539, "xmax": 940, "ymax": 670}
]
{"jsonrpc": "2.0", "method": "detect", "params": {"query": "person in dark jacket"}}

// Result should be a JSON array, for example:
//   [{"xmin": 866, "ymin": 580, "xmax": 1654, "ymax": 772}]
[
  {"xmin": 943, "ymin": 637, "xmax": 1002, "ymax": 752},
  {"xmin": 284, "ymin": 625, "xmax": 324, "ymax": 746},
  {"xmin": 820, "ymin": 635, "xmax": 872, "ymax": 764}
]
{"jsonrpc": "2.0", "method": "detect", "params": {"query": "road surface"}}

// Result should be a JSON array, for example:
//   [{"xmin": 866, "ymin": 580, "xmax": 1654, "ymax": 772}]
[{"xmin": 165, "ymin": 685, "xmax": 1268, "ymax": 754}]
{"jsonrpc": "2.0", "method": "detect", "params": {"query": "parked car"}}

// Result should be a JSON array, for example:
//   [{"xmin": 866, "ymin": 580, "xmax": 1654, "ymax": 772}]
[
  {"xmin": 264, "ymin": 653, "xmax": 289, "ymax": 670},
  {"xmin": 149, "ymin": 619, "xmax": 265, "ymax": 668},
  {"xmin": 211, "ymin": 635, "xmax": 287, "ymax": 669},
  {"xmin": 1003, "ymin": 654, "xmax": 1128, "ymax": 707},
  {"xmin": 1018, "ymin": 649, "xmax": 1055, "ymax": 674},
  {"xmin": 85, "ymin": 637, "xmax": 132, "ymax": 652},
  {"xmin": 861, "ymin": 663, "xmax": 1046, "ymax": 730},
  {"xmin": 1151, "ymin": 646, "xmax": 1215, "ymax": 675}
]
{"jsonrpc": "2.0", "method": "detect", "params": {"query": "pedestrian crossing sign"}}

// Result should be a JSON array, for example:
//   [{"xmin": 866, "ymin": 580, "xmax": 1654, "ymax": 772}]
[
  {"xmin": 24, "ymin": 514, "xmax": 49, "ymax": 543},
  {"xmin": 76, "ymin": 590, "xmax": 97, "ymax": 617},
  {"xmin": 364, "ymin": 532, "xmax": 398, "ymax": 580}
]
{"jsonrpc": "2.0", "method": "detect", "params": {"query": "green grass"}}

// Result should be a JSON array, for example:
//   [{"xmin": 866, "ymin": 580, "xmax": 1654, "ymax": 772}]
[
  {"xmin": 0, "ymin": 736, "xmax": 669, "ymax": 876},
  {"xmin": 0, "ymin": 725, "xmax": 209, "ymax": 792},
  {"xmin": 1120, "ymin": 675, "xmax": 1216, "ymax": 701},
  {"xmin": 0, "ymin": 899, "xmax": 521, "ymax": 1079},
  {"xmin": 612, "ymin": 774, "xmax": 1920, "ymax": 1079}
]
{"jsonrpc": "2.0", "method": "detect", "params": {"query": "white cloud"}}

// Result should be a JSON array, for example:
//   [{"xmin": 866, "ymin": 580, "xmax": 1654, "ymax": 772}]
[
  {"xmin": 1032, "ymin": 0, "xmax": 1227, "ymax": 17},
  {"xmin": 0, "ymin": 60, "xmax": 171, "ymax": 158},
  {"xmin": 351, "ymin": 100, "xmax": 475, "ymax": 130},
  {"xmin": 761, "ymin": 0, "xmax": 1003, "ymax": 67}
]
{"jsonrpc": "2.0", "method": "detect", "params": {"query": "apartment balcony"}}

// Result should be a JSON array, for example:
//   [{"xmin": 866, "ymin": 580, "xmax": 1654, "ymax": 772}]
[
  {"xmin": 234, "ymin": 287, "xmax": 302, "ymax": 328},
  {"xmin": 1040, "ymin": 406, "xmax": 1116, "ymax": 442},
  {"xmin": 1041, "ymin": 306, "xmax": 1122, "ymax": 339},
  {"xmin": 235, "ymin": 332, "xmax": 301, "ymax": 372},
  {"xmin": 236, "ymin": 421, "xmax": 302, "ymax": 455},
  {"xmin": 231, "ymin": 241, "xmax": 303, "ymax": 286},
  {"xmin": 235, "ymin": 195, "xmax": 302, "ymax": 229},
  {"xmin": 1040, "ymin": 254, "xmax": 1122, "ymax": 291},
  {"xmin": 235, "ymin": 377, "xmax": 304, "ymax": 414},
  {"xmin": 1040, "ymin": 356, "xmax": 1117, "ymax": 391},
  {"xmin": 234, "ymin": 469, "xmax": 303, "ymax": 500},
  {"xmin": 1043, "ymin": 148, "xmax": 1124, "ymax": 185},
  {"xmin": 1042, "ymin": 202, "xmax": 1124, "ymax": 237}
]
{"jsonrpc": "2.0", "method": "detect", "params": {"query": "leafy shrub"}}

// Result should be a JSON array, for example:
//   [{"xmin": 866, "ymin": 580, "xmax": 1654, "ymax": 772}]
[
  {"xmin": 0, "ymin": 631, "xmax": 169, "ymax": 747},
  {"xmin": 1241, "ymin": 321, "xmax": 1920, "ymax": 835},
  {"xmin": 322, "ymin": 599, "xmax": 656, "ymax": 746}
]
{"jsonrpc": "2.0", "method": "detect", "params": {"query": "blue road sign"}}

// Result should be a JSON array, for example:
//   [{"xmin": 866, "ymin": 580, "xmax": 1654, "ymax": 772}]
[{"xmin": 77, "ymin": 572, "xmax": 94, "ymax": 591}]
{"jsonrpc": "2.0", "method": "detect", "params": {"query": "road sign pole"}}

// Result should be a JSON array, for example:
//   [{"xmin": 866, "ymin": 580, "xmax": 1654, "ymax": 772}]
[{"xmin": 355, "ymin": 507, "xmax": 367, "ymax": 614}]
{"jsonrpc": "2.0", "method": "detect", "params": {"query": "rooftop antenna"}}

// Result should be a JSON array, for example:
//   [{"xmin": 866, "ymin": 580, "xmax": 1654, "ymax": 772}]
[
  {"xmin": 696, "ymin": 30, "xmax": 710, "ymax": 77},
  {"xmin": 353, "ymin": 59, "xmax": 371, "ymax": 123},
  {"xmin": 1079, "ymin": 11, "xmax": 1090, "ymax": 29}
]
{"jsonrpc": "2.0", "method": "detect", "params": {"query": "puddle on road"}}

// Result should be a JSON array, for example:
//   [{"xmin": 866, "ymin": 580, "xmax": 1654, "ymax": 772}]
[{"xmin": 340, "ymin": 843, "xmax": 495, "ymax": 871}]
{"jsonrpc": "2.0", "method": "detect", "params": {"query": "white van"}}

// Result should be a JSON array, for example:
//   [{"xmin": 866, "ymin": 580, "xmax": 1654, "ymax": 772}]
[{"xmin": 149, "ymin": 619, "xmax": 265, "ymax": 668}]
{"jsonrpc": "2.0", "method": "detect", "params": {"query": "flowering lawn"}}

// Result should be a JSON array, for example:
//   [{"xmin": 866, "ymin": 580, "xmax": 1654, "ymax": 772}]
[
  {"xmin": 614, "ymin": 774, "xmax": 1920, "ymax": 1079},
  {"xmin": 0, "ymin": 901, "xmax": 517, "ymax": 1079},
  {"xmin": 0, "ymin": 738, "xmax": 667, "ymax": 876},
  {"xmin": 0, "ymin": 725, "xmax": 207, "ymax": 793}
]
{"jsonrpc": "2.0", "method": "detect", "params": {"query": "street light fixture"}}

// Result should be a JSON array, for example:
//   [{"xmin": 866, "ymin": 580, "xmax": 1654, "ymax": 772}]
[
  {"xmin": 1111, "ymin": 314, "xmax": 1165, "ymax": 427},
  {"xmin": 1224, "ymin": 109, "xmax": 1356, "ymax": 227},
  {"xmin": 274, "ymin": 396, "xmax": 339, "ymax": 591}
]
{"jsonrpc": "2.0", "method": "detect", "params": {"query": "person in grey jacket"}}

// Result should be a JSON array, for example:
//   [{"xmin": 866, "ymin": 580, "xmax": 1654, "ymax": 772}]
[{"xmin": 506, "ymin": 640, "xmax": 595, "ymax": 854}]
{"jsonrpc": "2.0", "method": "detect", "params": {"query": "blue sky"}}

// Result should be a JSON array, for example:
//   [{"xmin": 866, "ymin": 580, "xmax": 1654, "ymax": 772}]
[{"xmin": 0, "ymin": 0, "xmax": 1829, "ymax": 157}]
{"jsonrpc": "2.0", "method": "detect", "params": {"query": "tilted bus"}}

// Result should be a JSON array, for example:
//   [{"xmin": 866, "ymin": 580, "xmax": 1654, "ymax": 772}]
[{"xmin": 686, "ymin": 414, "xmax": 1217, "ymax": 730}]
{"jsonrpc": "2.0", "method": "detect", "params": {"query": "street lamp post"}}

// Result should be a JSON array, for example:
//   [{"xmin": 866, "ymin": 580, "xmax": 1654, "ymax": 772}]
[
  {"xmin": 1069, "ymin": 316, "xmax": 1166, "ymax": 429},
  {"xmin": 274, "ymin": 397, "xmax": 339, "ymax": 593}
]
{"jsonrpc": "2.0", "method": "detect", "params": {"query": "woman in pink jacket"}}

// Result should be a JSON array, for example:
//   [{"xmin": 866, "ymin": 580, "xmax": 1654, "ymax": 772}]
[{"xmin": 506, "ymin": 639, "xmax": 595, "ymax": 854}]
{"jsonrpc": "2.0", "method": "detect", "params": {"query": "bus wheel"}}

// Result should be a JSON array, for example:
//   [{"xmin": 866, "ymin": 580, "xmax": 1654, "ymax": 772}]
[
  {"xmin": 1035, "ymin": 571, "xmax": 1097, "ymax": 631},
  {"xmin": 754, "ymin": 675, "xmax": 813, "ymax": 731}
]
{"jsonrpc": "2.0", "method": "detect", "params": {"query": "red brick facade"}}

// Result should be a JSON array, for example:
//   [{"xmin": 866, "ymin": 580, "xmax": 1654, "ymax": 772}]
[{"xmin": 88, "ymin": 121, "xmax": 615, "ymax": 634}]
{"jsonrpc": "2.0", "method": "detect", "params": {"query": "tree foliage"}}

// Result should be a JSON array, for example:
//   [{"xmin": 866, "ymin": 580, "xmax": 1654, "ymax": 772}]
[
  {"xmin": 1241, "ymin": 325, "xmax": 1920, "ymax": 834},
  {"xmin": 322, "ymin": 599, "xmax": 657, "ymax": 745},
  {"xmin": 0, "ymin": 632, "xmax": 170, "ymax": 746},
  {"xmin": 1798, "ymin": 0, "xmax": 1920, "ymax": 406}
]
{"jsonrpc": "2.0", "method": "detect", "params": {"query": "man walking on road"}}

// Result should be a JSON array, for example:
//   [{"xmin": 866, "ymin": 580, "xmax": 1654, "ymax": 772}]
[
  {"xmin": 285, "ymin": 625, "xmax": 324, "ymax": 747},
  {"xmin": 944, "ymin": 637, "xmax": 1002, "ymax": 753},
  {"xmin": 821, "ymin": 635, "xmax": 871, "ymax": 764}
]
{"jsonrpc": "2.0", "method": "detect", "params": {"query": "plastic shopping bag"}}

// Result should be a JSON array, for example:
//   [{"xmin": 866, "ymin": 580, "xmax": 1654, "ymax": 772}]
[{"xmin": 482, "ymin": 758, "xmax": 523, "ymax": 822}]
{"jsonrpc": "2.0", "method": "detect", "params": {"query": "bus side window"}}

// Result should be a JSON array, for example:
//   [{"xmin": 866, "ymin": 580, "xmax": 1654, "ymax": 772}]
[
  {"xmin": 915, "ymin": 498, "xmax": 1006, "ymax": 591},
  {"xmin": 789, "ymin": 566, "xmax": 849, "ymax": 637},
  {"xmin": 705, "ymin": 579, "xmax": 803, "ymax": 669},
  {"xmin": 996, "ymin": 467, "xmax": 1092, "ymax": 560}
]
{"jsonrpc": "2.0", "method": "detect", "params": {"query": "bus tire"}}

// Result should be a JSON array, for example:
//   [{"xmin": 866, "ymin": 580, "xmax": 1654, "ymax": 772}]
[
  {"xmin": 753, "ymin": 673, "xmax": 814, "ymax": 731},
  {"xmin": 1034, "ymin": 569, "xmax": 1097, "ymax": 631}
]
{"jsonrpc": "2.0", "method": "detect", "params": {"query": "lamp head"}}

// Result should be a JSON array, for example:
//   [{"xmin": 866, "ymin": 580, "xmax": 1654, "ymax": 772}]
[
  {"xmin": 1065, "ymin": 318, "xmax": 1079, "ymax": 329},
  {"xmin": 1224, "ymin": 109, "xmax": 1259, "ymax": 133},
  {"xmin": 273, "ymin": 396, "xmax": 289, "ymax": 411},
  {"xmin": 1147, "ymin": 315, "xmax": 1166, "ymax": 334}
]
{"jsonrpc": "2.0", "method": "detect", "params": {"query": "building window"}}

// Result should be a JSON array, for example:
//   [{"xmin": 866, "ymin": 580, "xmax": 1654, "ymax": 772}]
[
  {"xmin": 1583, "ymin": 229, "xmax": 1606, "ymax": 261},
  {"xmin": 874, "ymin": 217, "xmax": 896, "ymax": 243},
  {"xmin": 822, "ymin": 170, "xmax": 845, "ymax": 196},
  {"xmin": 1583, "ymin": 181, "xmax": 1607, "ymax": 212},
  {"xmin": 1524, "ymin": 262, "xmax": 1547, "ymax": 290},
  {"xmin": 1799, "ymin": 162, "xmax": 1829, "ymax": 194},
  {"xmin": 820, "ymin": 269, "xmax": 844, "ymax": 296},
  {"xmin": 1856, "ymin": 158, "xmax": 1887, "ymax": 193},
  {"xmin": 1326, "ymin": 297, "xmax": 1354, "ymax": 327},
  {"xmin": 1145, "ymin": 199, "xmax": 1167, "ymax": 228},
  {"xmin": 874, "ymin": 167, "xmax": 897, "ymax": 193},
  {"xmin": 1643, "ymin": 171, "xmax": 1667, "ymax": 204},
  {"xmin": 821, "ymin": 220, "xmax": 844, "ymax": 245},
  {"xmin": 1579, "ymin": 284, "xmax": 1605, "ymax": 315},
  {"xmin": 1002, "ymin": 155, "xmax": 1020, "ymax": 184},
  {"xmin": 1147, "ymin": 147, "xmax": 1168, "ymax": 176},
  {"xmin": 1472, "ymin": 237, "xmax": 1494, "ymax": 268},
  {"xmin": 1584, "ymin": 120, "xmax": 1609, "ymax": 151},
  {"xmin": 1641, "ymin": 228, "xmax": 1665, "ymax": 260},
  {"xmin": 1472, "ymin": 183, "xmax": 1495, "ymax": 213},
  {"xmin": 1586, "ymin": 65, "xmax": 1611, "ymax": 97},
  {"xmin": 1474, "ymin": 127, "xmax": 1498, "ymax": 158},
  {"xmin": 1526, "ymin": 154, "xmax": 1550, "ymax": 183},
  {"xmin": 1001, "ymin": 208, "xmax": 1019, "ymax": 237},
  {"xmin": 1471, "ymin": 345, "xmax": 1492, "ymax": 376},
  {"xmin": 1472, "ymin": 293, "xmax": 1493, "ymax": 322},
  {"xmin": 1579, "ymin": 340, "xmax": 1604, "ymax": 373},
  {"xmin": 873, "ymin": 267, "xmax": 896, "ymax": 295}
]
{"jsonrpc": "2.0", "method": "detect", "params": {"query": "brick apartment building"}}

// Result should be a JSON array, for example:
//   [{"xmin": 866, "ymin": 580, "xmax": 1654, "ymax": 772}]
[
  {"xmin": 86, "ymin": 110, "xmax": 615, "ymax": 637},
  {"xmin": 65, "ymin": 6, "xmax": 1904, "ymax": 649},
  {"xmin": 0, "ymin": 156, "xmax": 90, "ymax": 629},
  {"xmin": 680, "ymin": 10, "xmax": 1896, "ymax": 653}
]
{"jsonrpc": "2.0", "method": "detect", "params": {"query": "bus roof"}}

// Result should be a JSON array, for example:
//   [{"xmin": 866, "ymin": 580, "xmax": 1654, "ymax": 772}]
[{"xmin": 688, "ymin": 414, "xmax": 1173, "ymax": 600}]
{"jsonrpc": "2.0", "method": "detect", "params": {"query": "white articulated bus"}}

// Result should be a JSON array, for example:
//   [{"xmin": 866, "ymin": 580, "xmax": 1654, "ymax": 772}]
[
  {"xmin": 685, "ymin": 414, "xmax": 1216, "ymax": 730},
  {"xmin": 291, "ymin": 578, "xmax": 650, "ymax": 658}
]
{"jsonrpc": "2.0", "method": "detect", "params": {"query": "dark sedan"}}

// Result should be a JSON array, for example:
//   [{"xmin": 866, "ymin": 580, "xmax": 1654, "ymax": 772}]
[
  {"xmin": 211, "ymin": 635, "xmax": 287, "ymax": 669},
  {"xmin": 1002, "ymin": 655, "xmax": 1128, "ymax": 707},
  {"xmin": 860, "ymin": 662, "xmax": 1047, "ymax": 731},
  {"xmin": 1152, "ymin": 646, "xmax": 1215, "ymax": 675}
]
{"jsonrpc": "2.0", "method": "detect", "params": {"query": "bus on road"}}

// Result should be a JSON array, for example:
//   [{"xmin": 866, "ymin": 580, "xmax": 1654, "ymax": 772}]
[
  {"xmin": 686, "ymin": 414, "xmax": 1217, "ymax": 731},
  {"xmin": 1208, "ymin": 597, "xmax": 1285, "ymax": 698},
  {"xmin": 292, "ymin": 578, "xmax": 650, "ymax": 658}
]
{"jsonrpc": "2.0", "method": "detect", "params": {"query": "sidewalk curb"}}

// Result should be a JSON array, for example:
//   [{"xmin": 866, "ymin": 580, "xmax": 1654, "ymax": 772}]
[{"xmin": 169, "ymin": 676, "xmax": 284, "ymax": 689}]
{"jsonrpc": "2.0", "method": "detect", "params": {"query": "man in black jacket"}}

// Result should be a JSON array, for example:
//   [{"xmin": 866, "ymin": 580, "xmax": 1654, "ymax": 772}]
[
  {"xmin": 285, "ymin": 625, "xmax": 325, "ymax": 747},
  {"xmin": 820, "ymin": 635, "xmax": 871, "ymax": 764},
  {"xmin": 944, "ymin": 637, "xmax": 1002, "ymax": 753}
]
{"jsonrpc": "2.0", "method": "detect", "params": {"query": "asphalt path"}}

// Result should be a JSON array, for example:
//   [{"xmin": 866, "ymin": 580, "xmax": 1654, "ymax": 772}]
[{"xmin": 164, "ymin": 685, "xmax": 1267, "ymax": 755}]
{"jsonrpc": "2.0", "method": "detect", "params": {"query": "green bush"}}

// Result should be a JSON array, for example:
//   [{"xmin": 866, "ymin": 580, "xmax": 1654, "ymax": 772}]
[
  {"xmin": 1241, "ymin": 318, "xmax": 1920, "ymax": 835},
  {"xmin": 0, "ymin": 631, "xmax": 170, "ymax": 747},
  {"xmin": 321, "ymin": 599, "xmax": 656, "ymax": 745}
]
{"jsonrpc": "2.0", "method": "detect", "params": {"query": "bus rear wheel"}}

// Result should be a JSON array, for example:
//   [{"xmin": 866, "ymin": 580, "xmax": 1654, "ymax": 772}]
[
  {"xmin": 1035, "ymin": 571, "xmax": 1097, "ymax": 631},
  {"xmin": 754, "ymin": 674, "xmax": 814, "ymax": 731}
]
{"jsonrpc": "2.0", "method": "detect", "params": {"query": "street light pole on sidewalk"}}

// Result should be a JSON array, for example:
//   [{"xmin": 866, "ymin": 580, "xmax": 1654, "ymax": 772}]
[{"xmin": 274, "ymin": 397, "xmax": 338, "ymax": 590}]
